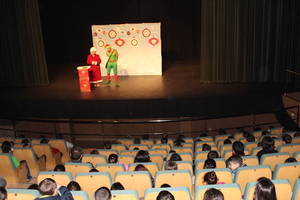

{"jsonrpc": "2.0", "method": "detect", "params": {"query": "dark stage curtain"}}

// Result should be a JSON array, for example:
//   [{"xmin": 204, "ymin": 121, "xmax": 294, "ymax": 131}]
[
  {"xmin": 200, "ymin": 0, "xmax": 300, "ymax": 83},
  {"xmin": 0, "ymin": 0, "xmax": 49, "ymax": 86}
]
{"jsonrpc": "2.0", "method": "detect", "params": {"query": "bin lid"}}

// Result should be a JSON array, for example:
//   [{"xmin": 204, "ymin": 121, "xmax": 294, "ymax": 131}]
[{"xmin": 77, "ymin": 66, "xmax": 91, "ymax": 70}]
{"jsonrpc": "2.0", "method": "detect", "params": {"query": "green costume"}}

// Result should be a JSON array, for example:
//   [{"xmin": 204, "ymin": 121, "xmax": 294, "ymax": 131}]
[
  {"xmin": 11, "ymin": 155, "xmax": 20, "ymax": 168},
  {"xmin": 106, "ymin": 49, "xmax": 118, "ymax": 74}
]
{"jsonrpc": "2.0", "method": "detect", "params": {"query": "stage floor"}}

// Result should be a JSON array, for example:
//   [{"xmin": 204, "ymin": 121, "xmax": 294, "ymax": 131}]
[{"xmin": 0, "ymin": 61, "xmax": 287, "ymax": 119}]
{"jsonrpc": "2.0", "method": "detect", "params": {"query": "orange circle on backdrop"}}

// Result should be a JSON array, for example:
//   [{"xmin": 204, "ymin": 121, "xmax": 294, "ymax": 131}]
[
  {"xmin": 142, "ymin": 28, "xmax": 151, "ymax": 37},
  {"xmin": 97, "ymin": 40, "xmax": 105, "ymax": 47},
  {"xmin": 131, "ymin": 39, "xmax": 138, "ymax": 46},
  {"xmin": 108, "ymin": 30, "xmax": 117, "ymax": 39}
]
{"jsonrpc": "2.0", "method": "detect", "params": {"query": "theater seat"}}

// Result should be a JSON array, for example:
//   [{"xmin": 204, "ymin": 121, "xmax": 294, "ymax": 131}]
[
  {"xmin": 181, "ymin": 142, "xmax": 194, "ymax": 148},
  {"xmin": 111, "ymin": 144, "xmax": 127, "ymax": 153},
  {"xmin": 95, "ymin": 163, "xmax": 125, "ymax": 179},
  {"xmin": 260, "ymin": 152, "xmax": 290, "ymax": 171},
  {"xmin": 273, "ymin": 162, "xmax": 300, "ymax": 188},
  {"xmin": 75, "ymin": 172, "xmax": 112, "ymax": 200},
  {"xmin": 149, "ymin": 154, "xmax": 164, "ymax": 170},
  {"xmin": 270, "ymin": 127, "xmax": 283, "ymax": 135},
  {"xmin": 175, "ymin": 161, "xmax": 193, "ymax": 174},
  {"xmin": 292, "ymin": 136, "xmax": 300, "ymax": 144},
  {"xmin": 128, "ymin": 162, "xmax": 159, "ymax": 177},
  {"xmin": 37, "ymin": 171, "xmax": 72, "ymax": 186},
  {"xmin": 244, "ymin": 179, "xmax": 292, "ymax": 200},
  {"xmin": 118, "ymin": 155, "xmax": 134, "ymax": 165},
  {"xmin": 82, "ymin": 154, "xmax": 106, "ymax": 166},
  {"xmin": 151, "ymin": 144, "xmax": 171, "ymax": 152},
  {"xmin": 251, "ymin": 147, "xmax": 262, "ymax": 156},
  {"xmin": 97, "ymin": 149, "xmax": 118, "ymax": 159},
  {"xmin": 7, "ymin": 189, "xmax": 40, "ymax": 200},
  {"xmin": 244, "ymin": 142, "xmax": 258, "ymax": 153},
  {"xmin": 219, "ymin": 144, "xmax": 232, "ymax": 157},
  {"xmin": 71, "ymin": 191, "xmax": 90, "ymax": 200},
  {"xmin": 242, "ymin": 155, "xmax": 259, "ymax": 166},
  {"xmin": 144, "ymin": 187, "xmax": 191, "ymax": 200},
  {"xmin": 167, "ymin": 152, "xmax": 193, "ymax": 162},
  {"xmin": 148, "ymin": 149, "xmax": 168, "ymax": 158},
  {"xmin": 120, "ymin": 150, "xmax": 139, "ymax": 156},
  {"xmin": 278, "ymin": 144, "xmax": 300, "ymax": 156},
  {"xmin": 195, "ymin": 168, "xmax": 232, "ymax": 186},
  {"xmin": 115, "ymin": 171, "xmax": 152, "ymax": 198},
  {"xmin": 194, "ymin": 136, "xmax": 213, "ymax": 142},
  {"xmin": 195, "ymin": 141, "xmax": 216, "ymax": 148},
  {"xmin": 155, "ymin": 170, "xmax": 192, "ymax": 192},
  {"xmin": 292, "ymin": 179, "xmax": 300, "ymax": 200},
  {"xmin": 141, "ymin": 139, "xmax": 154, "ymax": 146},
  {"xmin": 234, "ymin": 165, "xmax": 272, "ymax": 193},
  {"xmin": 195, "ymin": 183, "xmax": 242, "ymax": 200},
  {"xmin": 117, "ymin": 139, "xmax": 134, "ymax": 147},
  {"xmin": 294, "ymin": 151, "xmax": 300, "ymax": 161},
  {"xmin": 65, "ymin": 162, "xmax": 93, "ymax": 177},
  {"xmin": 195, "ymin": 145, "xmax": 218, "ymax": 152},
  {"xmin": 129, "ymin": 144, "xmax": 149, "ymax": 150},
  {"xmin": 49, "ymin": 139, "xmax": 70, "ymax": 163},
  {"xmin": 0, "ymin": 153, "xmax": 25, "ymax": 185},
  {"xmin": 111, "ymin": 190, "xmax": 139, "ymax": 200},
  {"xmin": 171, "ymin": 147, "xmax": 193, "ymax": 155},
  {"xmin": 195, "ymin": 151, "xmax": 220, "ymax": 160},
  {"xmin": 195, "ymin": 158, "xmax": 226, "ymax": 171},
  {"xmin": 32, "ymin": 144, "xmax": 57, "ymax": 170}
]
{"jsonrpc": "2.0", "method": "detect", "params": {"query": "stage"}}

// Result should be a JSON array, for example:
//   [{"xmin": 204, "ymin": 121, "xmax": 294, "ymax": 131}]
[{"xmin": 0, "ymin": 61, "xmax": 286, "ymax": 119}]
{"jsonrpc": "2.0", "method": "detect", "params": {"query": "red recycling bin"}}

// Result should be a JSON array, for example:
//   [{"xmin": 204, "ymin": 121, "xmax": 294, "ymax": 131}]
[{"xmin": 77, "ymin": 66, "xmax": 91, "ymax": 92}]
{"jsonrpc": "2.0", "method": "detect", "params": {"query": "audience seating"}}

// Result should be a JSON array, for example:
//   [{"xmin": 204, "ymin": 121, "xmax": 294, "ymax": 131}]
[
  {"xmin": 270, "ymin": 127, "xmax": 283, "ymax": 135},
  {"xmin": 32, "ymin": 144, "xmax": 58, "ymax": 170},
  {"xmin": 244, "ymin": 142, "xmax": 258, "ymax": 152},
  {"xmin": 118, "ymin": 155, "xmax": 134, "ymax": 165},
  {"xmin": 129, "ymin": 144, "xmax": 149, "ymax": 150},
  {"xmin": 144, "ymin": 187, "xmax": 191, "ymax": 200},
  {"xmin": 49, "ymin": 139, "xmax": 70, "ymax": 163},
  {"xmin": 82, "ymin": 154, "xmax": 106, "ymax": 166},
  {"xmin": 97, "ymin": 149, "xmax": 118, "ymax": 158},
  {"xmin": 117, "ymin": 139, "xmax": 134, "ymax": 147},
  {"xmin": 294, "ymin": 151, "xmax": 300, "ymax": 161},
  {"xmin": 172, "ymin": 147, "xmax": 193, "ymax": 155},
  {"xmin": 195, "ymin": 168, "xmax": 232, "ymax": 186},
  {"xmin": 75, "ymin": 172, "xmax": 112, "ymax": 199},
  {"xmin": 278, "ymin": 143, "xmax": 300, "ymax": 156},
  {"xmin": 194, "ymin": 136, "xmax": 213, "ymax": 142},
  {"xmin": 95, "ymin": 163, "xmax": 125, "ymax": 178},
  {"xmin": 0, "ymin": 153, "xmax": 25, "ymax": 185},
  {"xmin": 219, "ymin": 144, "xmax": 232, "ymax": 157},
  {"xmin": 111, "ymin": 144, "xmax": 127, "ymax": 153},
  {"xmin": 244, "ymin": 179, "xmax": 292, "ymax": 200},
  {"xmin": 155, "ymin": 170, "xmax": 192, "ymax": 192},
  {"xmin": 273, "ymin": 162, "xmax": 300, "ymax": 188},
  {"xmin": 111, "ymin": 190, "xmax": 139, "ymax": 200},
  {"xmin": 175, "ymin": 161, "xmax": 193, "ymax": 174},
  {"xmin": 195, "ymin": 151, "xmax": 220, "ymax": 160},
  {"xmin": 71, "ymin": 191, "xmax": 90, "ymax": 200},
  {"xmin": 151, "ymin": 144, "xmax": 171, "ymax": 152},
  {"xmin": 251, "ymin": 147, "xmax": 262, "ymax": 156},
  {"xmin": 292, "ymin": 179, "xmax": 300, "ymax": 200},
  {"xmin": 141, "ymin": 139, "xmax": 154, "ymax": 146},
  {"xmin": 234, "ymin": 165, "xmax": 272, "ymax": 193},
  {"xmin": 167, "ymin": 152, "xmax": 193, "ymax": 162},
  {"xmin": 195, "ymin": 158, "xmax": 226, "ymax": 171},
  {"xmin": 7, "ymin": 189, "xmax": 40, "ymax": 200},
  {"xmin": 242, "ymin": 156, "xmax": 259, "ymax": 166},
  {"xmin": 195, "ymin": 183, "xmax": 242, "ymax": 200},
  {"xmin": 120, "ymin": 150, "xmax": 139, "ymax": 156},
  {"xmin": 293, "ymin": 136, "xmax": 300, "ymax": 144},
  {"xmin": 148, "ymin": 149, "xmax": 168, "ymax": 158},
  {"xmin": 128, "ymin": 162, "xmax": 159, "ymax": 177},
  {"xmin": 195, "ymin": 141, "xmax": 215, "ymax": 147},
  {"xmin": 260, "ymin": 152, "xmax": 290, "ymax": 171},
  {"xmin": 195, "ymin": 145, "xmax": 218, "ymax": 152},
  {"xmin": 149, "ymin": 154, "xmax": 164, "ymax": 169},
  {"xmin": 181, "ymin": 142, "xmax": 194, "ymax": 148},
  {"xmin": 37, "ymin": 171, "xmax": 72, "ymax": 186},
  {"xmin": 115, "ymin": 171, "xmax": 152, "ymax": 198},
  {"xmin": 64, "ymin": 162, "xmax": 93, "ymax": 177}
]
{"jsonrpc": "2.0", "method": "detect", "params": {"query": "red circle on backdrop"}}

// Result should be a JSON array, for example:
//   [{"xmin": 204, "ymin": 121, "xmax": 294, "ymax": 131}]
[
  {"xmin": 149, "ymin": 37, "xmax": 160, "ymax": 46},
  {"xmin": 115, "ymin": 38, "xmax": 125, "ymax": 47}
]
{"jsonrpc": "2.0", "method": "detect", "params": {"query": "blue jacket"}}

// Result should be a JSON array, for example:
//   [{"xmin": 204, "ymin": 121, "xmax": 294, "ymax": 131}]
[{"xmin": 36, "ymin": 186, "xmax": 73, "ymax": 200}]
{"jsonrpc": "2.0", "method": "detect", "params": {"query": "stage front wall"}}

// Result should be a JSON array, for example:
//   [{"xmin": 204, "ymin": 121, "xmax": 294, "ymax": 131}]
[{"xmin": 92, "ymin": 23, "xmax": 162, "ymax": 76}]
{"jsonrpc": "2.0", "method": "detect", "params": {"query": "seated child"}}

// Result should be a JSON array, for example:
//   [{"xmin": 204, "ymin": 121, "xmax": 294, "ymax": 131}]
[
  {"xmin": 203, "ymin": 171, "xmax": 225, "ymax": 185},
  {"xmin": 36, "ymin": 178, "xmax": 73, "ymax": 200},
  {"xmin": 0, "ymin": 187, "xmax": 7, "ymax": 200},
  {"xmin": 226, "ymin": 155, "xmax": 245, "ymax": 180}
]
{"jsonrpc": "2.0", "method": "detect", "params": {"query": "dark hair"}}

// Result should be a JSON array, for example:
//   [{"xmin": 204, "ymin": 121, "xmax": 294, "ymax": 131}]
[
  {"xmin": 285, "ymin": 157, "xmax": 297, "ymax": 163},
  {"xmin": 38, "ymin": 178, "xmax": 57, "ymax": 196},
  {"xmin": 95, "ymin": 187, "xmax": 112, "ymax": 200},
  {"xmin": 134, "ymin": 164, "xmax": 149, "ymax": 172},
  {"xmin": 54, "ymin": 164, "xmax": 65, "ymax": 172},
  {"xmin": 0, "ymin": 178, "xmax": 6, "ymax": 188},
  {"xmin": 261, "ymin": 136, "xmax": 276, "ymax": 151},
  {"xmin": 134, "ymin": 150, "xmax": 151, "ymax": 163},
  {"xmin": 40, "ymin": 138, "xmax": 49, "ymax": 144},
  {"xmin": 226, "ymin": 155, "xmax": 243, "ymax": 167},
  {"xmin": 282, "ymin": 134, "xmax": 292, "ymax": 144},
  {"xmin": 161, "ymin": 137, "xmax": 168, "ymax": 144},
  {"xmin": 223, "ymin": 139, "xmax": 232, "ymax": 145},
  {"xmin": 218, "ymin": 129, "xmax": 227, "ymax": 135},
  {"xmin": 254, "ymin": 177, "xmax": 277, "ymax": 200},
  {"xmin": 70, "ymin": 146, "xmax": 83, "ymax": 162},
  {"xmin": 1, "ymin": 141, "xmax": 12, "ymax": 153},
  {"xmin": 90, "ymin": 150, "xmax": 99, "ymax": 154},
  {"xmin": 262, "ymin": 131, "xmax": 270, "ymax": 136},
  {"xmin": 294, "ymin": 132, "xmax": 300, "ymax": 137},
  {"xmin": 202, "ymin": 144, "xmax": 211, "ymax": 151},
  {"xmin": 156, "ymin": 190, "xmax": 175, "ymax": 200},
  {"xmin": 160, "ymin": 184, "xmax": 171, "ymax": 188},
  {"xmin": 89, "ymin": 168, "xmax": 99, "ymax": 172},
  {"xmin": 203, "ymin": 171, "xmax": 218, "ymax": 185},
  {"xmin": 165, "ymin": 160, "xmax": 178, "ymax": 170},
  {"xmin": 203, "ymin": 188, "xmax": 224, "ymax": 200},
  {"xmin": 108, "ymin": 154, "xmax": 118, "ymax": 163},
  {"xmin": 246, "ymin": 134, "xmax": 255, "ymax": 142},
  {"xmin": 67, "ymin": 181, "xmax": 81, "ymax": 191},
  {"xmin": 21, "ymin": 138, "xmax": 31, "ymax": 147},
  {"xmin": 203, "ymin": 159, "xmax": 216, "ymax": 169},
  {"xmin": 0, "ymin": 187, "xmax": 7, "ymax": 200},
  {"xmin": 232, "ymin": 141, "xmax": 245, "ymax": 156},
  {"xmin": 110, "ymin": 182, "xmax": 125, "ymax": 190},
  {"xmin": 134, "ymin": 138, "xmax": 141, "ymax": 144},
  {"xmin": 207, "ymin": 151, "xmax": 219, "ymax": 159},
  {"xmin": 28, "ymin": 184, "xmax": 39, "ymax": 190},
  {"xmin": 169, "ymin": 153, "xmax": 182, "ymax": 161}
]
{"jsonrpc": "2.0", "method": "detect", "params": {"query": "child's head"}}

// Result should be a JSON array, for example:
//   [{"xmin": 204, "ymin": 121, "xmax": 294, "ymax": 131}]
[
  {"xmin": 108, "ymin": 154, "xmax": 118, "ymax": 163},
  {"xmin": 89, "ymin": 168, "xmax": 99, "ymax": 172},
  {"xmin": 1, "ymin": 141, "xmax": 13, "ymax": 153},
  {"xmin": 203, "ymin": 159, "xmax": 216, "ymax": 169},
  {"xmin": 161, "ymin": 137, "xmax": 168, "ymax": 144},
  {"xmin": 134, "ymin": 150, "xmax": 151, "ymax": 163},
  {"xmin": 160, "ymin": 184, "xmax": 171, "ymax": 188},
  {"xmin": 285, "ymin": 157, "xmax": 297, "ymax": 163},
  {"xmin": 110, "ymin": 182, "xmax": 124, "ymax": 190},
  {"xmin": 38, "ymin": 178, "xmax": 57, "ymax": 196},
  {"xmin": 0, "ymin": 177, "xmax": 7, "ymax": 188},
  {"xmin": 54, "ymin": 164, "xmax": 65, "ymax": 172},
  {"xmin": 169, "ymin": 153, "xmax": 182, "ymax": 162},
  {"xmin": 232, "ymin": 141, "xmax": 245, "ymax": 156},
  {"xmin": 282, "ymin": 134, "xmax": 292, "ymax": 144},
  {"xmin": 165, "ymin": 160, "xmax": 178, "ymax": 170},
  {"xmin": 227, "ymin": 155, "xmax": 243, "ymax": 171},
  {"xmin": 0, "ymin": 187, "xmax": 7, "ymax": 200},
  {"xmin": 70, "ymin": 146, "xmax": 83, "ymax": 162},
  {"xmin": 156, "ymin": 190, "xmax": 175, "ymax": 200},
  {"xmin": 67, "ymin": 181, "xmax": 81, "ymax": 191},
  {"xmin": 223, "ymin": 139, "xmax": 232, "ymax": 145},
  {"xmin": 203, "ymin": 188, "xmax": 224, "ymax": 200},
  {"xmin": 207, "ymin": 151, "xmax": 219, "ymax": 159},
  {"xmin": 254, "ymin": 177, "xmax": 276, "ymax": 200},
  {"xmin": 202, "ymin": 144, "xmax": 211, "ymax": 151},
  {"xmin": 95, "ymin": 187, "xmax": 111, "ymax": 200},
  {"xmin": 203, "ymin": 171, "xmax": 218, "ymax": 185},
  {"xmin": 246, "ymin": 134, "xmax": 255, "ymax": 142},
  {"xmin": 134, "ymin": 164, "xmax": 149, "ymax": 172}
]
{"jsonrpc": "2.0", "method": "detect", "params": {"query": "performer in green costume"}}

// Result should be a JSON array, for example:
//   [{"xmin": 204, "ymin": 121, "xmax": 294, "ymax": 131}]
[{"xmin": 104, "ymin": 44, "xmax": 119, "ymax": 87}]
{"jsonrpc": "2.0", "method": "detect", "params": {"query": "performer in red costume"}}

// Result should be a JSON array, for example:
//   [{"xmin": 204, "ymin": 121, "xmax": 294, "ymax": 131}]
[{"xmin": 87, "ymin": 47, "xmax": 102, "ymax": 87}]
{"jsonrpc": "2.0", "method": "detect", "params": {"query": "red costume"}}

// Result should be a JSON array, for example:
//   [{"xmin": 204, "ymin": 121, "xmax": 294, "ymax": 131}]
[{"xmin": 87, "ymin": 54, "xmax": 102, "ymax": 83}]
